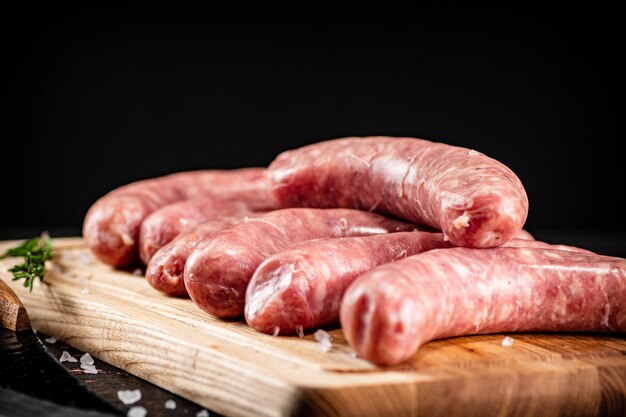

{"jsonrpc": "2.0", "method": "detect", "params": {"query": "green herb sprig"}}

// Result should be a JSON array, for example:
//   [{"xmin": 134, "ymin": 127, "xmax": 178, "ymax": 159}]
[{"xmin": 0, "ymin": 234, "xmax": 54, "ymax": 291}]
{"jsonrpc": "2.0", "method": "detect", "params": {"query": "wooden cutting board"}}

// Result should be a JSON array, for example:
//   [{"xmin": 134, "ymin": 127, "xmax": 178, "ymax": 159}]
[{"xmin": 2, "ymin": 238, "xmax": 625, "ymax": 417}]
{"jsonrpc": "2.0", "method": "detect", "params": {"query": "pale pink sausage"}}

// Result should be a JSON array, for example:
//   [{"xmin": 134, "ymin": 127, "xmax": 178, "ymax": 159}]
[
  {"xmin": 184, "ymin": 208, "xmax": 415, "ymax": 318},
  {"xmin": 340, "ymin": 247, "xmax": 626, "ymax": 366},
  {"xmin": 138, "ymin": 194, "xmax": 278, "ymax": 264},
  {"xmin": 245, "ymin": 232, "xmax": 451, "ymax": 334},
  {"xmin": 82, "ymin": 168, "xmax": 267, "ymax": 267},
  {"xmin": 502, "ymin": 238, "xmax": 594, "ymax": 254},
  {"xmin": 268, "ymin": 137, "xmax": 529, "ymax": 248},
  {"xmin": 244, "ymin": 235, "xmax": 588, "ymax": 335},
  {"xmin": 146, "ymin": 216, "xmax": 247, "ymax": 296}
]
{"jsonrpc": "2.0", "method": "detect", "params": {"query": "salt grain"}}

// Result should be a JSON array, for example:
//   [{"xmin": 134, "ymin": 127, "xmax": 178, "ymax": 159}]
[
  {"xmin": 59, "ymin": 351, "xmax": 77, "ymax": 363},
  {"xmin": 165, "ymin": 399, "xmax": 176, "ymax": 409},
  {"xmin": 81, "ymin": 364, "xmax": 98, "ymax": 374},
  {"xmin": 502, "ymin": 336, "xmax": 514, "ymax": 347},
  {"xmin": 127, "ymin": 406, "xmax": 147, "ymax": 417},
  {"xmin": 295, "ymin": 325, "xmax": 304, "ymax": 338},
  {"xmin": 118, "ymin": 389, "xmax": 142, "ymax": 405},
  {"xmin": 80, "ymin": 353, "xmax": 94, "ymax": 365},
  {"xmin": 132, "ymin": 268, "xmax": 143, "ymax": 276},
  {"xmin": 81, "ymin": 288, "xmax": 90, "ymax": 294},
  {"xmin": 45, "ymin": 337, "xmax": 57, "ymax": 344},
  {"xmin": 314, "ymin": 329, "xmax": 332, "ymax": 353},
  {"xmin": 196, "ymin": 410, "xmax": 209, "ymax": 417},
  {"xmin": 272, "ymin": 326, "xmax": 280, "ymax": 337}
]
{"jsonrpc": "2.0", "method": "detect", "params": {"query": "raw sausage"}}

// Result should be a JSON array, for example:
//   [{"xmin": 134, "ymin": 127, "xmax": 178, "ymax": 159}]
[
  {"xmin": 139, "ymin": 194, "xmax": 277, "ymax": 264},
  {"xmin": 502, "ymin": 238, "xmax": 593, "ymax": 253},
  {"xmin": 245, "ymin": 235, "xmax": 589, "ymax": 335},
  {"xmin": 184, "ymin": 208, "xmax": 415, "ymax": 318},
  {"xmin": 146, "ymin": 216, "xmax": 250, "ymax": 296},
  {"xmin": 83, "ymin": 168, "xmax": 267, "ymax": 267},
  {"xmin": 268, "ymin": 137, "xmax": 528, "ymax": 248},
  {"xmin": 340, "ymin": 247, "xmax": 626, "ymax": 366},
  {"xmin": 245, "ymin": 231, "xmax": 451, "ymax": 334}
]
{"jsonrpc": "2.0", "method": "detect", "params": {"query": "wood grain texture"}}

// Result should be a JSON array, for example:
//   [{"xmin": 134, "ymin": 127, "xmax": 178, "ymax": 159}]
[
  {"xmin": 1, "ymin": 238, "xmax": 625, "ymax": 417},
  {"xmin": 0, "ymin": 277, "xmax": 30, "ymax": 331}
]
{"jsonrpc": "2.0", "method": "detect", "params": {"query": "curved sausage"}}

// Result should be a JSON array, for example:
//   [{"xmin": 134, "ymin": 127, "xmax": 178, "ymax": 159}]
[
  {"xmin": 139, "ymin": 193, "xmax": 277, "ymax": 264},
  {"xmin": 245, "ymin": 231, "xmax": 451, "ymax": 334},
  {"xmin": 268, "ymin": 137, "xmax": 528, "ymax": 248},
  {"xmin": 245, "ymin": 235, "xmax": 588, "ymax": 335},
  {"xmin": 340, "ymin": 247, "xmax": 626, "ymax": 366},
  {"xmin": 184, "ymin": 208, "xmax": 415, "ymax": 318},
  {"xmin": 145, "ymin": 216, "xmax": 247, "ymax": 296},
  {"xmin": 82, "ymin": 168, "xmax": 267, "ymax": 267}
]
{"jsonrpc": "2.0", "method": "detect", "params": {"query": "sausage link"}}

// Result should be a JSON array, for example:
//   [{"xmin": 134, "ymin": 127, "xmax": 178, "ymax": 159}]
[
  {"xmin": 340, "ymin": 247, "xmax": 626, "ymax": 366},
  {"xmin": 502, "ymin": 238, "xmax": 593, "ymax": 253},
  {"xmin": 268, "ymin": 137, "xmax": 528, "ymax": 248},
  {"xmin": 145, "ymin": 216, "xmax": 246, "ymax": 296},
  {"xmin": 184, "ymin": 208, "xmax": 415, "ymax": 318},
  {"xmin": 245, "ymin": 232, "xmax": 451, "ymax": 334},
  {"xmin": 82, "ymin": 168, "xmax": 267, "ymax": 267},
  {"xmin": 244, "ymin": 235, "xmax": 587, "ymax": 335},
  {"xmin": 139, "ymin": 193, "xmax": 277, "ymax": 264}
]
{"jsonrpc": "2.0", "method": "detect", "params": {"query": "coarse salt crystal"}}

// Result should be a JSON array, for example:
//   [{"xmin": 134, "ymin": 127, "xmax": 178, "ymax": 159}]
[
  {"xmin": 45, "ymin": 337, "xmax": 57, "ymax": 344},
  {"xmin": 314, "ymin": 329, "xmax": 332, "ymax": 353},
  {"xmin": 132, "ymin": 268, "xmax": 143, "ymax": 276},
  {"xmin": 165, "ymin": 399, "xmax": 176, "ymax": 409},
  {"xmin": 468, "ymin": 149, "xmax": 479, "ymax": 156},
  {"xmin": 502, "ymin": 336, "xmax": 514, "ymax": 347},
  {"xmin": 81, "ymin": 364, "xmax": 98, "ymax": 374},
  {"xmin": 272, "ymin": 326, "xmax": 280, "ymax": 337},
  {"xmin": 118, "ymin": 389, "xmax": 142, "ymax": 405},
  {"xmin": 295, "ymin": 325, "xmax": 304, "ymax": 338},
  {"xmin": 196, "ymin": 409, "xmax": 210, "ymax": 417},
  {"xmin": 80, "ymin": 353, "xmax": 94, "ymax": 365},
  {"xmin": 81, "ymin": 288, "xmax": 90, "ymax": 294},
  {"xmin": 127, "ymin": 406, "xmax": 147, "ymax": 417},
  {"xmin": 59, "ymin": 351, "xmax": 77, "ymax": 363}
]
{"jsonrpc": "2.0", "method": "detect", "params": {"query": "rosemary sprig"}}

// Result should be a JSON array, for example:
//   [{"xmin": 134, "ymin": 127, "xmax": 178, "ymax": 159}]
[{"xmin": 0, "ymin": 234, "xmax": 54, "ymax": 291}]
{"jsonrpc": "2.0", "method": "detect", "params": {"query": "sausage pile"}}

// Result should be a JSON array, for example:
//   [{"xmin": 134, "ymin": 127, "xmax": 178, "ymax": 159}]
[{"xmin": 83, "ymin": 136, "xmax": 626, "ymax": 366}]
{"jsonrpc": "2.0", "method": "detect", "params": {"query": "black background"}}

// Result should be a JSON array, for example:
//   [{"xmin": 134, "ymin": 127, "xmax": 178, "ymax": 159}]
[{"xmin": 2, "ymin": 9, "xmax": 624, "ymax": 255}]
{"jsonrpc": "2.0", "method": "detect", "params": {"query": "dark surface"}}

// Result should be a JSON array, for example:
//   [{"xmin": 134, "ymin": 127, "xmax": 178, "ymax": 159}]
[
  {"xmin": 0, "ymin": 388, "xmax": 118, "ymax": 417},
  {"xmin": 0, "ymin": 328, "xmax": 117, "ymax": 414},
  {"xmin": 1, "ymin": 8, "xmax": 623, "ymax": 236},
  {"xmin": 0, "ymin": 331, "xmax": 216, "ymax": 417}
]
